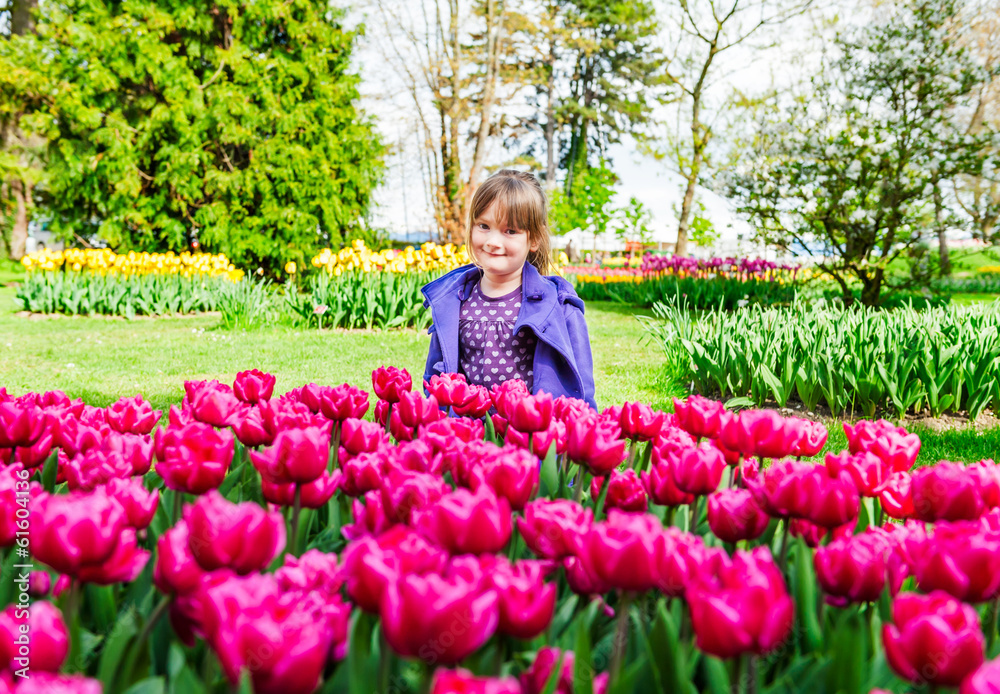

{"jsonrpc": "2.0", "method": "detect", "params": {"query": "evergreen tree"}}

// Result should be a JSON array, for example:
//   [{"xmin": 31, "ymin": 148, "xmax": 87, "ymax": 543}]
[{"xmin": 2, "ymin": 0, "xmax": 384, "ymax": 273}]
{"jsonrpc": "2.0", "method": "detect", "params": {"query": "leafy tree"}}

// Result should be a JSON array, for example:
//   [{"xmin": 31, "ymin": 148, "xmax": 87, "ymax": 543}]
[
  {"xmin": 549, "ymin": 160, "xmax": 617, "ymax": 247},
  {"xmin": 3, "ymin": 0, "xmax": 384, "ymax": 274},
  {"xmin": 730, "ymin": 0, "xmax": 997, "ymax": 306},
  {"xmin": 617, "ymin": 196, "xmax": 652, "ymax": 245}
]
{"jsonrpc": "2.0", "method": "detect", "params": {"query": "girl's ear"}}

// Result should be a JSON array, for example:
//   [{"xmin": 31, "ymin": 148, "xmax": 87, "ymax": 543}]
[{"xmin": 529, "ymin": 236, "xmax": 540, "ymax": 253}]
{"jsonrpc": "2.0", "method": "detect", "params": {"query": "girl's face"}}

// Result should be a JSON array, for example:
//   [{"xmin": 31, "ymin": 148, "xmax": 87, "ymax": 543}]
[{"xmin": 471, "ymin": 201, "xmax": 538, "ymax": 285}]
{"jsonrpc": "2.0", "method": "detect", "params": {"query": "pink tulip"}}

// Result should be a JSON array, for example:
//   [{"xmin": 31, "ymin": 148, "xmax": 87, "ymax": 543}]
[
  {"xmin": 491, "ymin": 379, "xmax": 530, "ymax": 416},
  {"xmin": 14, "ymin": 674, "xmax": 102, "ymax": 694},
  {"xmin": 233, "ymin": 369, "xmax": 276, "ymax": 403},
  {"xmin": 642, "ymin": 459, "xmax": 696, "ymax": 508},
  {"xmin": 413, "ymin": 486, "xmax": 512, "ymax": 555},
  {"xmin": 803, "ymin": 462, "xmax": 860, "ymax": 529},
  {"xmin": 29, "ymin": 571, "xmax": 50, "ymax": 597},
  {"xmin": 372, "ymin": 366, "xmax": 412, "ymax": 403},
  {"xmin": 790, "ymin": 419, "xmax": 828, "ymax": 457},
  {"xmin": 722, "ymin": 409, "xmax": 797, "ymax": 460},
  {"xmin": 184, "ymin": 379, "xmax": 242, "ymax": 428},
  {"xmin": 185, "ymin": 491, "xmax": 286, "ymax": 575},
  {"xmin": 380, "ymin": 468, "xmax": 450, "ymax": 524},
  {"xmin": 591, "ymin": 469, "xmax": 648, "ymax": 513},
  {"xmin": 825, "ymin": 450, "xmax": 890, "ymax": 497},
  {"xmin": 431, "ymin": 669, "xmax": 523, "ymax": 694},
  {"xmin": 274, "ymin": 549, "xmax": 343, "ymax": 598},
  {"xmin": 317, "ymin": 383, "xmax": 369, "ymax": 422},
  {"xmin": 746, "ymin": 459, "xmax": 813, "ymax": 519},
  {"xmin": 0, "ymin": 601, "xmax": 68, "ymax": 672},
  {"xmin": 880, "ymin": 471, "xmax": 915, "ymax": 519},
  {"xmin": 565, "ymin": 415, "xmax": 626, "ymax": 475},
  {"xmin": 883, "ymin": 591, "xmax": 984, "ymax": 687},
  {"xmin": 342, "ymin": 526, "xmax": 449, "ymax": 613},
  {"xmin": 814, "ymin": 530, "xmax": 894, "ymax": 605},
  {"xmin": 506, "ymin": 419, "xmax": 567, "ymax": 459},
  {"xmin": 961, "ymin": 658, "xmax": 1000, "ymax": 694},
  {"xmin": 103, "ymin": 431, "xmax": 154, "ymax": 475},
  {"xmin": 504, "ymin": 391, "xmax": 554, "ymax": 433},
  {"xmin": 64, "ymin": 449, "xmax": 133, "ymax": 490},
  {"xmin": 452, "ymin": 384, "xmax": 492, "ymax": 418},
  {"xmin": 468, "ymin": 445, "xmax": 539, "ymax": 511},
  {"xmin": 250, "ymin": 424, "xmax": 331, "ymax": 484},
  {"xmin": 553, "ymin": 395, "xmax": 594, "ymax": 423},
  {"xmin": 845, "ymin": 420, "xmax": 921, "ymax": 471},
  {"xmin": 288, "ymin": 383, "xmax": 324, "ymax": 414},
  {"xmin": 105, "ymin": 477, "xmax": 159, "ymax": 529},
  {"xmin": 843, "ymin": 419, "xmax": 904, "ymax": 453},
  {"xmin": 707, "ymin": 488, "xmax": 770, "ymax": 543},
  {"xmin": 381, "ymin": 566, "xmax": 498, "ymax": 665},
  {"xmin": 105, "ymin": 394, "xmax": 161, "ymax": 434},
  {"xmin": 201, "ymin": 574, "xmax": 350, "ymax": 693},
  {"xmin": 581, "ymin": 511, "xmax": 663, "ymax": 592},
  {"xmin": 233, "ymin": 402, "xmax": 275, "ymax": 448},
  {"xmin": 30, "ymin": 488, "xmax": 127, "ymax": 576},
  {"xmin": 517, "ymin": 499, "xmax": 592, "ymax": 560},
  {"xmin": 154, "ymin": 421, "xmax": 233, "ymax": 494},
  {"xmin": 0, "ymin": 402, "xmax": 46, "ymax": 447},
  {"xmin": 521, "ymin": 647, "xmax": 609, "ymax": 694},
  {"xmin": 658, "ymin": 529, "xmax": 725, "ymax": 597},
  {"xmin": 425, "ymin": 373, "xmax": 479, "ymax": 409},
  {"xmin": 619, "ymin": 402, "xmax": 667, "ymax": 441},
  {"xmin": 672, "ymin": 395, "xmax": 725, "ymax": 440},
  {"xmin": 339, "ymin": 450, "xmax": 386, "ymax": 496},
  {"xmin": 912, "ymin": 462, "xmax": 986, "ymax": 522},
  {"xmin": 972, "ymin": 460, "xmax": 1000, "ymax": 509},
  {"xmin": 339, "ymin": 418, "xmax": 386, "ymax": 456},
  {"xmin": 11, "ymin": 429, "xmax": 53, "ymax": 468},
  {"xmin": 563, "ymin": 553, "xmax": 612, "ymax": 597},
  {"xmin": 342, "ymin": 491, "xmax": 393, "ymax": 541},
  {"xmin": 154, "ymin": 520, "xmax": 206, "ymax": 596},
  {"xmin": 0, "ymin": 465, "xmax": 32, "ymax": 548},
  {"xmin": 672, "ymin": 441, "xmax": 726, "ymax": 496},
  {"xmin": 487, "ymin": 559, "xmax": 556, "ymax": 640},
  {"xmin": 687, "ymin": 548, "xmax": 795, "ymax": 659},
  {"xmin": 75, "ymin": 528, "xmax": 149, "ymax": 585},
  {"xmin": 261, "ymin": 469, "xmax": 341, "ymax": 508},
  {"xmin": 396, "ymin": 390, "xmax": 445, "ymax": 429},
  {"xmin": 910, "ymin": 521, "xmax": 1000, "ymax": 603}
]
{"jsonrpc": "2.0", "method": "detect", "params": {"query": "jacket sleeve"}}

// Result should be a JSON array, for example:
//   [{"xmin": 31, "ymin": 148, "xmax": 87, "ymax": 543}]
[
  {"xmin": 563, "ymin": 301, "xmax": 598, "ymax": 411},
  {"xmin": 423, "ymin": 324, "xmax": 446, "ymax": 390}
]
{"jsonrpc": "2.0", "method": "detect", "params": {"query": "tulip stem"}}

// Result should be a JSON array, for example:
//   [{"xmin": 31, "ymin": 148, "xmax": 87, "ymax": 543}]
[
  {"xmin": 573, "ymin": 467, "xmax": 585, "ymax": 503},
  {"xmin": 778, "ymin": 521, "xmax": 790, "ymax": 573},
  {"xmin": 610, "ymin": 592, "xmax": 633, "ymax": 686},
  {"xmin": 173, "ymin": 490, "xmax": 183, "ymax": 524},
  {"xmin": 384, "ymin": 403, "xmax": 393, "ymax": 435},
  {"xmin": 626, "ymin": 439, "xmax": 638, "ymax": 468},
  {"xmin": 874, "ymin": 499, "xmax": 884, "ymax": 528},
  {"xmin": 745, "ymin": 655, "xmax": 758, "ymax": 694},
  {"xmin": 118, "ymin": 595, "xmax": 172, "ymax": 692},
  {"xmin": 65, "ymin": 579, "xmax": 81, "ymax": 674},
  {"xmin": 689, "ymin": 496, "xmax": 701, "ymax": 534},
  {"xmin": 728, "ymin": 465, "xmax": 736, "ymax": 488},
  {"xmin": 987, "ymin": 597, "xmax": 1000, "ymax": 652},
  {"xmin": 732, "ymin": 655, "xmax": 742, "ymax": 694},
  {"xmin": 290, "ymin": 485, "xmax": 302, "ymax": 557}
]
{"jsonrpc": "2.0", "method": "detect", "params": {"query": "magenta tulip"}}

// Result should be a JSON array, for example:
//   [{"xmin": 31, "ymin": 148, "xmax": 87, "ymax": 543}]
[
  {"xmin": 517, "ymin": 499, "xmax": 592, "ymax": 560},
  {"xmin": 274, "ymin": 549, "xmax": 343, "ymax": 598},
  {"xmin": 521, "ymin": 647, "xmax": 609, "ymax": 694},
  {"xmin": 961, "ymin": 658, "xmax": 1000, "ymax": 694},
  {"xmin": 431, "ymin": 669, "xmax": 523, "ymax": 694},
  {"xmin": 184, "ymin": 379, "xmax": 242, "ymax": 428},
  {"xmin": 317, "ymin": 383, "xmax": 369, "ymax": 422},
  {"xmin": 707, "ymin": 488, "xmax": 770, "ymax": 543},
  {"xmin": 372, "ymin": 365, "xmax": 412, "ymax": 403},
  {"xmin": 814, "ymin": 530, "xmax": 894, "ymax": 605},
  {"xmin": 687, "ymin": 548, "xmax": 795, "ymax": 659},
  {"xmin": 642, "ymin": 459, "xmax": 696, "ymax": 508},
  {"xmin": 488, "ymin": 559, "xmax": 556, "ymax": 640},
  {"xmin": 591, "ymin": 469, "xmax": 648, "ymax": 513},
  {"xmin": 30, "ymin": 488, "xmax": 127, "ymax": 576},
  {"xmin": 504, "ymin": 391, "xmax": 554, "ymax": 433},
  {"xmin": 454, "ymin": 384, "xmax": 493, "ymax": 418},
  {"xmin": 581, "ymin": 510, "xmax": 663, "ymax": 592},
  {"xmin": 565, "ymin": 415, "xmax": 626, "ymax": 475},
  {"xmin": 0, "ymin": 601, "xmax": 68, "ymax": 672},
  {"xmin": 912, "ymin": 462, "xmax": 986, "ymax": 522},
  {"xmin": 154, "ymin": 520, "xmax": 206, "ymax": 596},
  {"xmin": 619, "ymin": 401, "xmax": 667, "ymax": 441},
  {"xmin": 233, "ymin": 369, "xmax": 276, "ymax": 403},
  {"xmin": 910, "ymin": 521, "xmax": 1000, "ymax": 603},
  {"xmin": 469, "ymin": 445, "xmax": 539, "ymax": 511},
  {"xmin": 790, "ymin": 419, "xmax": 828, "ymax": 457},
  {"xmin": 380, "ymin": 468, "xmax": 450, "ymax": 524},
  {"xmin": 105, "ymin": 394, "xmax": 161, "ymax": 435},
  {"xmin": 672, "ymin": 395, "xmax": 725, "ymax": 440},
  {"xmin": 380, "ymin": 567, "xmax": 498, "ymax": 665},
  {"xmin": 825, "ymin": 450, "xmax": 890, "ymax": 497},
  {"xmin": 883, "ymin": 591, "xmax": 984, "ymax": 687},
  {"xmin": 413, "ymin": 486, "xmax": 512, "ymax": 555},
  {"xmin": 185, "ymin": 491, "xmax": 286, "ymax": 574},
  {"xmin": 672, "ymin": 441, "xmax": 726, "ymax": 496},
  {"xmin": 0, "ymin": 402, "xmax": 46, "ymax": 448},
  {"xmin": 260, "ymin": 469, "xmax": 341, "ymax": 508},
  {"xmin": 75, "ymin": 528, "xmax": 149, "ymax": 585},
  {"xmin": 425, "ymin": 373, "xmax": 479, "ymax": 409},
  {"xmin": 250, "ymin": 424, "xmax": 331, "ymax": 484},
  {"xmin": 104, "ymin": 476, "xmax": 159, "ymax": 529},
  {"xmin": 154, "ymin": 421, "xmax": 233, "ymax": 494}
]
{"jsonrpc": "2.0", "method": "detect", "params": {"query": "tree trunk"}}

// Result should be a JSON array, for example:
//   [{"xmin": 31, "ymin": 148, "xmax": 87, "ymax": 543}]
[
  {"xmin": 934, "ymin": 180, "xmax": 950, "ymax": 277},
  {"xmin": 676, "ymin": 173, "xmax": 697, "ymax": 257},
  {"xmin": 9, "ymin": 178, "xmax": 30, "ymax": 260},
  {"xmin": 467, "ymin": 0, "xmax": 503, "ymax": 207},
  {"xmin": 860, "ymin": 270, "xmax": 883, "ymax": 307},
  {"xmin": 11, "ymin": 0, "xmax": 37, "ymax": 36}
]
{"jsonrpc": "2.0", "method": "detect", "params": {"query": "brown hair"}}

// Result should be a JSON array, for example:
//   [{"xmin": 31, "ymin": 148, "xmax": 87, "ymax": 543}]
[{"xmin": 465, "ymin": 169, "xmax": 552, "ymax": 276}]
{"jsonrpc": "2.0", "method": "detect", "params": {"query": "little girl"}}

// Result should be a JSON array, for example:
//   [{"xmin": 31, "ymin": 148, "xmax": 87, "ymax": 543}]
[{"xmin": 421, "ymin": 170, "xmax": 597, "ymax": 411}]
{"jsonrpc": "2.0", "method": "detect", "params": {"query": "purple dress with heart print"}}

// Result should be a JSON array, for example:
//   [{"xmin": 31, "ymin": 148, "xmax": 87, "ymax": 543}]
[{"xmin": 458, "ymin": 281, "xmax": 537, "ymax": 390}]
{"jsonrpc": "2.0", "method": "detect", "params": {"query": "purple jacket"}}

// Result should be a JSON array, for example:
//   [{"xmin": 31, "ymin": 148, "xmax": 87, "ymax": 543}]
[{"xmin": 421, "ymin": 263, "xmax": 597, "ymax": 411}]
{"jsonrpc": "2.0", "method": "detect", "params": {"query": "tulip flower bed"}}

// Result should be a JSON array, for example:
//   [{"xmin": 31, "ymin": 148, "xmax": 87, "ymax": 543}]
[
  {"xmin": 569, "ymin": 257, "xmax": 801, "ymax": 310},
  {"xmin": 284, "ymin": 271, "xmax": 437, "ymax": 330},
  {"xmin": 646, "ymin": 300, "xmax": 1000, "ymax": 419},
  {"xmin": 8, "ymin": 372, "xmax": 1000, "ymax": 694},
  {"xmin": 14, "ymin": 272, "xmax": 240, "ymax": 318}
]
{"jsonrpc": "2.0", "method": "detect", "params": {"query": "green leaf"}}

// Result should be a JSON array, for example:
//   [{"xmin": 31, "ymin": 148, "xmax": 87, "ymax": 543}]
[
  {"xmin": 348, "ymin": 611, "xmax": 375, "ymax": 694},
  {"xmin": 97, "ymin": 606, "xmax": 139, "ymax": 692},
  {"xmin": 539, "ymin": 445, "xmax": 559, "ymax": 498},
  {"xmin": 122, "ymin": 678, "xmax": 165, "ymax": 694},
  {"xmin": 41, "ymin": 450, "xmax": 59, "ymax": 493},
  {"xmin": 573, "ymin": 605, "xmax": 595, "ymax": 694}
]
